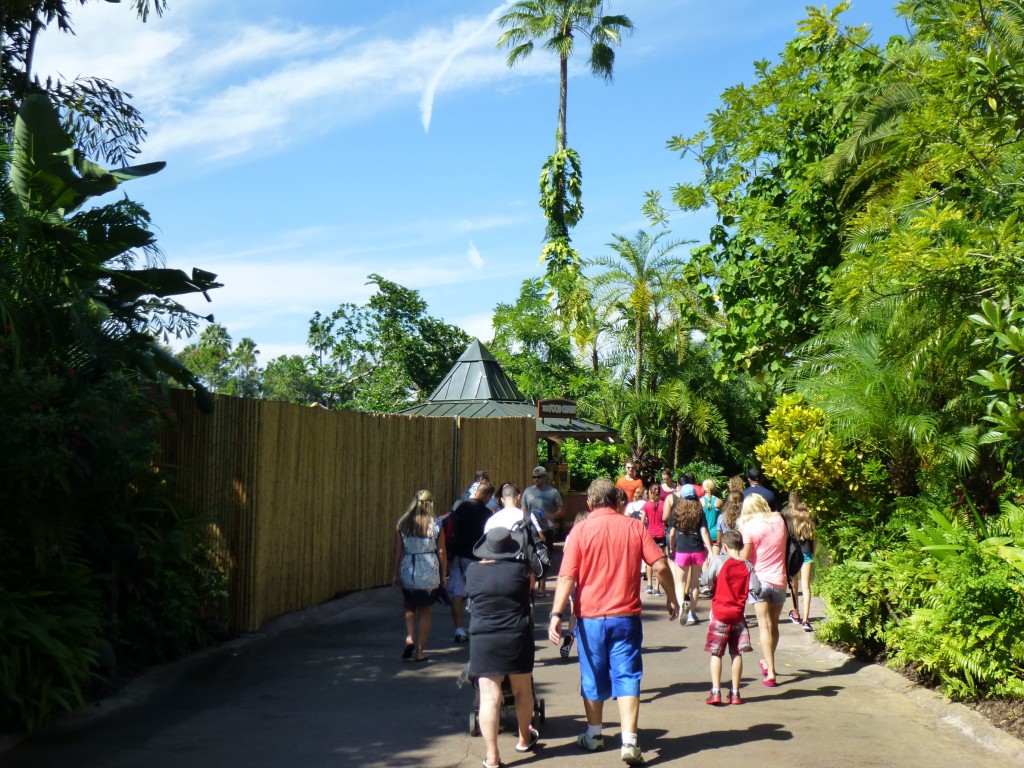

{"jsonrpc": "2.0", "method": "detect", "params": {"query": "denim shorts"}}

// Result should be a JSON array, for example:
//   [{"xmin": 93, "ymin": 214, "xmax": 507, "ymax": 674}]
[
  {"xmin": 576, "ymin": 616, "xmax": 643, "ymax": 701},
  {"xmin": 751, "ymin": 582, "xmax": 786, "ymax": 605}
]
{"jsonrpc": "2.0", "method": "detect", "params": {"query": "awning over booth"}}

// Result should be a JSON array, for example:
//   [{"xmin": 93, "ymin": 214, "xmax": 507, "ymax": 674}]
[{"xmin": 401, "ymin": 340, "xmax": 619, "ymax": 443}]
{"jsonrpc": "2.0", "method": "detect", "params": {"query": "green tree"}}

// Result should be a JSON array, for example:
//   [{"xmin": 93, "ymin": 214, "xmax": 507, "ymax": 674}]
[
  {"xmin": 587, "ymin": 229, "xmax": 694, "ymax": 393},
  {"xmin": 498, "ymin": 0, "xmax": 632, "ymax": 305},
  {"xmin": 497, "ymin": 0, "xmax": 633, "ymax": 152},
  {"xmin": 302, "ymin": 275, "xmax": 470, "ymax": 411},
  {"xmin": 1, "ymin": 0, "xmax": 166, "ymax": 164},
  {"xmin": 645, "ymin": 3, "xmax": 886, "ymax": 377},
  {"xmin": 491, "ymin": 277, "xmax": 594, "ymax": 400}
]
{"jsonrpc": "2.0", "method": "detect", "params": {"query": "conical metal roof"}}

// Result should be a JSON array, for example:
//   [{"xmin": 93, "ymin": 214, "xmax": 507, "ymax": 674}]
[{"xmin": 427, "ymin": 339, "xmax": 525, "ymax": 402}]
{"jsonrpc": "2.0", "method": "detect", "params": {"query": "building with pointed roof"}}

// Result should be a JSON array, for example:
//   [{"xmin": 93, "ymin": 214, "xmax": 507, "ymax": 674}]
[{"xmin": 401, "ymin": 339, "xmax": 619, "ymax": 443}]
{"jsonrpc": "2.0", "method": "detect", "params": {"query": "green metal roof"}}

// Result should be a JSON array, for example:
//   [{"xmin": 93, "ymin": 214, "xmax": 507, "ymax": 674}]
[{"xmin": 402, "ymin": 340, "xmax": 619, "ymax": 443}]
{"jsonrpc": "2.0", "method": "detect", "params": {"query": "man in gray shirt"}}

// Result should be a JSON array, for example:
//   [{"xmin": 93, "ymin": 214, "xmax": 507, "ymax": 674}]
[{"xmin": 521, "ymin": 466, "xmax": 563, "ymax": 597}]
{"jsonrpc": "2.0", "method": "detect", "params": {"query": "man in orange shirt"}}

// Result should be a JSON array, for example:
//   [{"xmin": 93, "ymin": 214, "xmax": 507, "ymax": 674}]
[
  {"xmin": 615, "ymin": 460, "xmax": 644, "ymax": 502},
  {"xmin": 548, "ymin": 478, "xmax": 678, "ymax": 766}
]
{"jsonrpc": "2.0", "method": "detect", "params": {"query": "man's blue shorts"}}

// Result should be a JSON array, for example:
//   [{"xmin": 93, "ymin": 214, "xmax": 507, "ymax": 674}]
[{"xmin": 575, "ymin": 616, "xmax": 643, "ymax": 701}]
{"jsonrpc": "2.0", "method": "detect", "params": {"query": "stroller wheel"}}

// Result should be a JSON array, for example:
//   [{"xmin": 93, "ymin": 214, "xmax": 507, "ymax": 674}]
[{"xmin": 469, "ymin": 711, "xmax": 479, "ymax": 737}]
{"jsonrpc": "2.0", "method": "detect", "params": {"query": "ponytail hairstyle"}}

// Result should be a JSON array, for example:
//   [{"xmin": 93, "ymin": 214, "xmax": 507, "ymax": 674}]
[{"xmin": 398, "ymin": 489, "xmax": 435, "ymax": 538}]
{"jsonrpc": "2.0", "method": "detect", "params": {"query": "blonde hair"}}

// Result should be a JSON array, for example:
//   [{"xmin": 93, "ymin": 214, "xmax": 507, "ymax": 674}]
[
  {"xmin": 397, "ymin": 489, "xmax": 435, "ymax": 538},
  {"xmin": 702, "ymin": 478, "xmax": 716, "ymax": 494},
  {"xmin": 673, "ymin": 497, "xmax": 703, "ymax": 532},
  {"xmin": 737, "ymin": 493, "xmax": 772, "ymax": 531},
  {"xmin": 784, "ymin": 492, "xmax": 816, "ymax": 541}
]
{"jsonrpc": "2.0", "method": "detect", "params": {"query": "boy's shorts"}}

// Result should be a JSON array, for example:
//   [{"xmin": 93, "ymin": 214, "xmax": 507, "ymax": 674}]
[
  {"xmin": 704, "ymin": 619, "xmax": 753, "ymax": 657},
  {"xmin": 576, "ymin": 616, "xmax": 643, "ymax": 701}
]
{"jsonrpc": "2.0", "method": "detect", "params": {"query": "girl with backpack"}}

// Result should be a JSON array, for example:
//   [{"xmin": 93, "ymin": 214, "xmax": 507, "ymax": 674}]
[
  {"xmin": 392, "ymin": 489, "xmax": 447, "ymax": 662},
  {"xmin": 783, "ymin": 492, "xmax": 817, "ymax": 632}
]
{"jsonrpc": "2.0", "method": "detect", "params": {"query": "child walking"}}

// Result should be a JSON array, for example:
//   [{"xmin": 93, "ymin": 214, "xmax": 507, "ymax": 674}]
[{"xmin": 702, "ymin": 529, "xmax": 760, "ymax": 705}]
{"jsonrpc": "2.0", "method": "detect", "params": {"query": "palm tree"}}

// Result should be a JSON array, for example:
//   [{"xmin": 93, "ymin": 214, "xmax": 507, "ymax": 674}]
[
  {"xmin": 586, "ymin": 230, "xmax": 692, "ymax": 393},
  {"xmin": 497, "ymin": 0, "xmax": 633, "ymax": 152}
]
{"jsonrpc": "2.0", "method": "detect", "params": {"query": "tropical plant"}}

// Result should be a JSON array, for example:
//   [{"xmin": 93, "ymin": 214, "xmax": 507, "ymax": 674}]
[
  {"xmin": 969, "ymin": 294, "xmax": 1024, "ymax": 473},
  {"xmin": 497, "ymin": 0, "xmax": 633, "ymax": 152},
  {"xmin": 498, "ymin": 1, "xmax": 633, "ymax": 304},
  {"xmin": 586, "ymin": 229, "xmax": 695, "ymax": 393}
]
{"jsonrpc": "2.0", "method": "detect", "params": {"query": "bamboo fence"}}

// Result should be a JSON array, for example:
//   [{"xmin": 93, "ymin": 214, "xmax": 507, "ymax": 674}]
[{"xmin": 160, "ymin": 390, "xmax": 535, "ymax": 632}]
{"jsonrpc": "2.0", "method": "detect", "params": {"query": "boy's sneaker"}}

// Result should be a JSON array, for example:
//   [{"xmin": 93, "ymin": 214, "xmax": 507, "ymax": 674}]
[
  {"xmin": 576, "ymin": 733, "xmax": 605, "ymax": 751},
  {"xmin": 729, "ymin": 691, "xmax": 742, "ymax": 705},
  {"xmin": 453, "ymin": 628, "xmax": 469, "ymax": 643},
  {"xmin": 559, "ymin": 633, "xmax": 575, "ymax": 659},
  {"xmin": 685, "ymin": 612, "xmax": 698, "ymax": 626},
  {"xmin": 705, "ymin": 689, "xmax": 722, "ymax": 706},
  {"xmin": 621, "ymin": 744, "xmax": 644, "ymax": 765}
]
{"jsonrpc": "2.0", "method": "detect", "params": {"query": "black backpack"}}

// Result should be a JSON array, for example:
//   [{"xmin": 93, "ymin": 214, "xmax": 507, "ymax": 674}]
[
  {"xmin": 511, "ymin": 516, "xmax": 551, "ymax": 579},
  {"xmin": 785, "ymin": 535, "xmax": 804, "ymax": 580}
]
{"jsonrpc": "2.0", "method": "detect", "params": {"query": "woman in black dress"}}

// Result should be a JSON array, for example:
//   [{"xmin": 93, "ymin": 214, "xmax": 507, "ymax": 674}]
[{"xmin": 467, "ymin": 527, "xmax": 538, "ymax": 768}]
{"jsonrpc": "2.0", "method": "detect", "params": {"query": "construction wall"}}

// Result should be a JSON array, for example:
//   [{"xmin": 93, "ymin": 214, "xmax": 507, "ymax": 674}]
[{"xmin": 161, "ymin": 390, "xmax": 535, "ymax": 632}]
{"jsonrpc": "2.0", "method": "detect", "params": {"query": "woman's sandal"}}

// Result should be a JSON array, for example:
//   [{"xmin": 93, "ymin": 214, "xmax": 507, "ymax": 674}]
[
  {"xmin": 514, "ymin": 726, "xmax": 540, "ymax": 753},
  {"xmin": 758, "ymin": 659, "xmax": 769, "ymax": 678}
]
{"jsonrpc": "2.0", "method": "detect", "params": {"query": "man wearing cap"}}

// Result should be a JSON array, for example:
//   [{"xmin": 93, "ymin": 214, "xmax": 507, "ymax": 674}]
[
  {"xmin": 548, "ymin": 478, "xmax": 678, "ymax": 766},
  {"xmin": 615, "ymin": 460, "xmax": 644, "ymax": 502},
  {"xmin": 521, "ymin": 466, "xmax": 563, "ymax": 598},
  {"xmin": 742, "ymin": 467, "xmax": 778, "ymax": 511}
]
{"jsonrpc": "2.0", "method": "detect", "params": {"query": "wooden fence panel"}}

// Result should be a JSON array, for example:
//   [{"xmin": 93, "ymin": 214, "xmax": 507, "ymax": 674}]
[{"xmin": 161, "ymin": 392, "xmax": 533, "ymax": 632}]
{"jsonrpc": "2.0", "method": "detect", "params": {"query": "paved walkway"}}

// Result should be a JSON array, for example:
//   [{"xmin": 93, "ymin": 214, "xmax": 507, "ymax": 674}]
[{"xmin": 4, "ymin": 586, "xmax": 1024, "ymax": 768}]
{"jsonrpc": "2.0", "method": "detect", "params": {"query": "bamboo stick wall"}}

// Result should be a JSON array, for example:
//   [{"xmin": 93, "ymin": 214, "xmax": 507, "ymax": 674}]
[{"xmin": 160, "ymin": 391, "xmax": 536, "ymax": 632}]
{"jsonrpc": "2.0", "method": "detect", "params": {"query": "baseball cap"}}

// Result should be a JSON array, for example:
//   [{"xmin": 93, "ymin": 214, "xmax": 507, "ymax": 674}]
[
  {"xmin": 679, "ymin": 483, "xmax": 698, "ymax": 499},
  {"xmin": 532, "ymin": 466, "xmax": 547, "ymax": 477}
]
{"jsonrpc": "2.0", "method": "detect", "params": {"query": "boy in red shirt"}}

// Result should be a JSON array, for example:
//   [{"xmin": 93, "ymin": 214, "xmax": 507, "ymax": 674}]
[{"xmin": 701, "ymin": 529, "xmax": 761, "ymax": 705}]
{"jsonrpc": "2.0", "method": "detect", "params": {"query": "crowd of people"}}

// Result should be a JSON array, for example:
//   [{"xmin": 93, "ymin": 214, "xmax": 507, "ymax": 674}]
[{"xmin": 391, "ymin": 463, "xmax": 817, "ymax": 767}]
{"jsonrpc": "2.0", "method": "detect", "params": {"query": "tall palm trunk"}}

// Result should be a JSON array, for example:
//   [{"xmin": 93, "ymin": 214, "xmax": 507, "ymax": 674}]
[{"xmin": 635, "ymin": 319, "xmax": 643, "ymax": 393}]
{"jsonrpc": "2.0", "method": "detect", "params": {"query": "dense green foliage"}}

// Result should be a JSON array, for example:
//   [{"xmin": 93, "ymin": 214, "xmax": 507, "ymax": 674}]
[
  {"xmin": 646, "ymin": 0, "xmax": 1024, "ymax": 701},
  {"xmin": 1, "ymin": 4, "xmax": 226, "ymax": 733}
]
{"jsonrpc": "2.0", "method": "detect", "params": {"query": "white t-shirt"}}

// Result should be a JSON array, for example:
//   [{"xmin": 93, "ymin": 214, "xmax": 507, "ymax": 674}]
[{"xmin": 485, "ymin": 506, "xmax": 542, "ymax": 534}]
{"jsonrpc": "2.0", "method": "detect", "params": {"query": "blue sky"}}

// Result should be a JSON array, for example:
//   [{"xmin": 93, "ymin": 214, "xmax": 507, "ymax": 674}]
[{"xmin": 35, "ymin": 0, "xmax": 907, "ymax": 361}]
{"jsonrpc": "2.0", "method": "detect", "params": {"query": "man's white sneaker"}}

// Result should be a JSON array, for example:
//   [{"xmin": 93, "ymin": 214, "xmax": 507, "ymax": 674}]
[
  {"xmin": 621, "ymin": 744, "xmax": 644, "ymax": 765},
  {"xmin": 576, "ymin": 733, "xmax": 605, "ymax": 751}
]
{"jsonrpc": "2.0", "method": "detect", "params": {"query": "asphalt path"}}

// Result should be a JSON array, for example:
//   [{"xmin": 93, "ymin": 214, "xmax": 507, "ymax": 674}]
[{"xmin": 3, "ymin": 584, "xmax": 1023, "ymax": 768}]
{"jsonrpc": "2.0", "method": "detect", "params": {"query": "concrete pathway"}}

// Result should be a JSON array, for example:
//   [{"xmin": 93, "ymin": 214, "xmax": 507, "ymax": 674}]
[{"xmin": 4, "ymin": 586, "xmax": 1023, "ymax": 767}]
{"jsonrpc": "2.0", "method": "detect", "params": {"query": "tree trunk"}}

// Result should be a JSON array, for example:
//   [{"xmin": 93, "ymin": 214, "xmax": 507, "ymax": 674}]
[
  {"xmin": 635, "ymin": 319, "xmax": 643, "ymax": 393},
  {"xmin": 558, "ymin": 55, "xmax": 568, "ymax": 151}
]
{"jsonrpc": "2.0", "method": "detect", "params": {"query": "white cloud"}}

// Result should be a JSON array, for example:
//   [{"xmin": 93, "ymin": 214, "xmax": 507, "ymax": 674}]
[
  {"xmin": 420, "ymin": 0, "xmax": 517, "ymax": 133},
  {"xmin": 33, "ymin": 0, "xmax": 556, "ymax": 162},
  {"xmin": 467, "ymin": 241, "xmax": 485, "ymax": 270}
]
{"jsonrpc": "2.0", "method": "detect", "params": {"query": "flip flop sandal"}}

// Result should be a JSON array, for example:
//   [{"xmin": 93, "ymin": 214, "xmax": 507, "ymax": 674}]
[
  {"xmin": 515, "ymin": 726, "xmax": 540, "ymax": 752},
  {"xmin": 758, "ymin": 659, "xmax": 769, "ymax": 678},
  {"xmin": 413, "ymin": 655, "xmax": 430, "ymax": 663}
]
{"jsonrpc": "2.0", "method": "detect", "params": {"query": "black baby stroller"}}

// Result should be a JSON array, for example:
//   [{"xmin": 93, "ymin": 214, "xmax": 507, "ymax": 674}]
[{"xmin": 467, "ymin": 671, "xmax": 545, "ymax": 736}]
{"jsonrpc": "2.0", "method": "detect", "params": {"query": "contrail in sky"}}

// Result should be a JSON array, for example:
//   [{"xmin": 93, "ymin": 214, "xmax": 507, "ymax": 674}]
[{"xmin": 420, "ymin": 0, "xmax": 516, "ymax": 133}]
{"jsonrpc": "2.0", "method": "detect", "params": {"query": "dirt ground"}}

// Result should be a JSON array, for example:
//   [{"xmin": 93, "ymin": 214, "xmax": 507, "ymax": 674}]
[{"xmin": 968, "ymin": 699, "xmax": 1024, "ymax": 742}]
